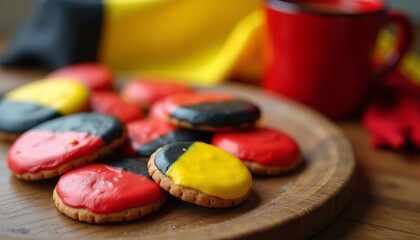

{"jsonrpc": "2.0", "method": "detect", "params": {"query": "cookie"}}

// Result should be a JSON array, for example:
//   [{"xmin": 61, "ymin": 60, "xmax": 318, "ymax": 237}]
[
  {"xmin": 158, "ymin": 92, "xmax": 261, "ymax": 132},
  {"xmin": 48, "ymin": 63, "xmax": 114, "ymax": 91},
  {"xmin": 121, "ymin": 79, "xmax": 194, "ymax": 109},
  {"xmin": 0, "ymin": 79, "xmax": 89, "ymax": 141},
  {"xmin": 148, "ymin": 141, "xmax": 252, "ymax": 208},
  {"xmin": 149, "ymin": 99, "xmax": 167, "ymax": 120},
  {"xmin": 53, "ymin": 156, "xmax": 165, "ymax": 223},
  {"xmin": 212, "ymin": 127, "xmax": 301, "ymax": 175},
  {"xmin": 90, "ymin": 91, "xmax": 144, "ymax": 123},
  {"xmin": 7, "ymin": 113, "xmax": 126, "ymax": 180},
  {"xmin": 127, "ymin": 119, "xmax": 212, "ymax": 158}
]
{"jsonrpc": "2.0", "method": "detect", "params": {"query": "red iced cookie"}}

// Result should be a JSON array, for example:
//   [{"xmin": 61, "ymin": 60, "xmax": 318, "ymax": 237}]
[
  {"xmin": 53, "ymin": 157, "xmax": 165, "ymax": 223},
  {"xmin": 90, "ymin": 91, "xmax": 144, "ymax": 123},
  {"xmin": 149, "ymin": 99, "xmax": 167, "ymax": 120},
  {"xmin": 126, "ymin": 119, "xmax": 211, "ymax": 158},
  {"xmin": 48, "ymin": 63, "xmax": 113, "ymax": 91},
  {"xmin": 121, "ymin": 78, "xmax": 194, "ymax": 109},
  {"xmin": 212, "ymin": 127, "xmax": 301, "ymax": 175}
]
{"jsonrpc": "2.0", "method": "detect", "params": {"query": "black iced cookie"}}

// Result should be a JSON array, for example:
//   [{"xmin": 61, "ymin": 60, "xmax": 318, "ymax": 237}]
[{"xmin": 157, "ymin": 92, "xmax": 261, "ymax": 132}]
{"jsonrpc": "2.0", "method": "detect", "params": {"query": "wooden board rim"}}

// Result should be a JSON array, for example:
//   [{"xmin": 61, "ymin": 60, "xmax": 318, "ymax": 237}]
[{"xmin": 0, "ymin": 83, "xmax": 355, "ymax": 239}]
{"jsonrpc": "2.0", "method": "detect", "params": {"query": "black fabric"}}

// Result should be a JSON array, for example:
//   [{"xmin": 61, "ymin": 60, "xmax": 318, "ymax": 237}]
[{"xmin": 1, "ymin": 0, "xmax": 103, "ymax": 69}]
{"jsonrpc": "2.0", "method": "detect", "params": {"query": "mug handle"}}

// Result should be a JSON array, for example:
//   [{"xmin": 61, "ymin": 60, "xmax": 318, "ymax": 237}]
[{"xmin": 374, "ymin": 10, "xmax": 413, "ymax": 79}]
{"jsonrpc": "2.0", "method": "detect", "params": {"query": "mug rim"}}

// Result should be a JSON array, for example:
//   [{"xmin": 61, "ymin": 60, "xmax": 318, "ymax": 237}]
[{"xmin": 265, "ymin": 0, "xmax": 388, "ymax": 17}]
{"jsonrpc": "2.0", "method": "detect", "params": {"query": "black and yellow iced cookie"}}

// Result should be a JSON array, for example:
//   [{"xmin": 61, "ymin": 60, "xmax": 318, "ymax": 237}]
[
  {"xmin": 148, "ymin": 141, "xmax": 252, "ymax": 208},
  {"xmin": 0, "ymin": 78, "xmax": 89, "ymax": 141}
]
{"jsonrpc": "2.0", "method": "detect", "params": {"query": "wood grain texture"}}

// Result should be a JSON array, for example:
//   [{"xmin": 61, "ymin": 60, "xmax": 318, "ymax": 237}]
[
  {"xmin": 313, "ymin": 122, "xmax": 420, "ymax": 239},
  {"xmin": 0, "ymin": 79, "xmax": 355, "ymax": 239},
  {"xmin": 2, "ymin": 23, "xmax": 420, "ymax": 238}
]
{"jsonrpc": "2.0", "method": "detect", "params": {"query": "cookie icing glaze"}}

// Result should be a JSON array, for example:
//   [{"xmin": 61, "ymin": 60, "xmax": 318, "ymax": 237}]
[
  {"xmin": 127, "ymin": 119, "xmax": 212, "ymax": 157},
  {"xmin": 56, "ymin": 162, "xmax": 164, "ymax": 214},
  {"xmin": 8, "ymin": 131, "xmax": 105, "ymax": 174},
  {"xmin": 171, "ymin": 100, "xmax": 261, "ymax": 127},
  {"xmin": 0, "ymin": 100, "xmax": 61, "ymax": 133},
  {"xmin": 128, "ymin": 119, "xmax": 177, "ymax": 147},
  {"xmin": 8, "ymin": 113, "xmax": 125, "ymax": 174},
  {"xmin": 139, "ymin": 129, "xmax": 212, "ymax": 157},
  {"xmin": 122, "ymin": 79, "xmax": 194, "ymax": 108},
  {"xmin": 48, "ymin": 63, "xmax": 114, "ymax": 91},
  {"xmin": 99, "ymin": 155, "xmax": 151, "ymax": 177},
  {"xmin": 0, "ymin": 79, "xmax": 89, "ymax": 134},
  {"xmin": 90, "ymin": 91, "xmax": 144, "ymax": 123},
  {"xmin": 162, "ymin": 93, "xmax": 234, "ymax": 116},
  {"xmin": 5, "ymin": 79, "xmax": 89, "ymax": 115},
  {"xmin": 149, "ymin": 100, "xmax": 166, "ymax": 120},
  {"xmin": 154, "ymin": 141, "xmax": 252, "ymax": 199},
  {"xmin": 162, "ymin": 93, "xmax": 261, "ymax": 127},
  {"xmin": 33, "ymin": 113, "xmax": 124, "ymax": 144},
  {"xmin": 212, "ymin": 128, "xmax": 301, "ymax": 166}
]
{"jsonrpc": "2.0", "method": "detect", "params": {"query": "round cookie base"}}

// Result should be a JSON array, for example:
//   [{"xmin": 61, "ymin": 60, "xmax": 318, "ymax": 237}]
[
  {"xmin": 12, "ymin": 130, "xmax": 127, "ymax": 180},
  {"xmin": 148, "ymin": 150, "xmax": 251, "ymax": 208},
  {"xmin": 120, "ymin": 96, "xmax": 151, "ymax": 111},
  {"xmin": 0, "ymin": 131, "xmax": 20, "ymax": 143},
  {"xmin": 166, "ymin": 117, "xmax": 257, "ymax": 132},
  {"xmin": 53, "ymin": 188, "xmax": 165, "ymax": 223},
  {"xmin": 243, "ymin": 157, "xmax": 302, "ymax": 176}
]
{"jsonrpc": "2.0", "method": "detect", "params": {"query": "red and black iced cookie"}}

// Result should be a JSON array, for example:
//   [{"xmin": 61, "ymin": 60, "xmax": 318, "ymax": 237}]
[
  {"xmin": 48, "ymin": 63, "xmax": 114, "ymax": 91},
  {"xmin": 159, "ymin": 92, "xmax": 261, "ymax": 132},
  {"xmin": 7, "ymin": 113, "xmax": 126, "ymax": 180},
  {"xmin": 90, "ymin": 91, "xmax": 144, "ymax": 123},
  {"xmin": 212, "ymin": 127, "xmax": 301, "ymax": 175},
  {"xmin": 127, "ymin": 119, "xmax": 212, "ymax": 158},
  {"xmin": 53, "ymin": 156, "xmax": 165, "ymax": 223},
  {"xmin": 121, "ymin": 78, "xmax": 194, "ymax": 109}
]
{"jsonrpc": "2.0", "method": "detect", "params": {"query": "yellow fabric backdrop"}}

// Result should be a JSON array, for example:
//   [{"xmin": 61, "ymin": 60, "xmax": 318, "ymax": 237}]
[{"xmin": 100, "ymin": 0, "xmax": 263, "ymax": 85}]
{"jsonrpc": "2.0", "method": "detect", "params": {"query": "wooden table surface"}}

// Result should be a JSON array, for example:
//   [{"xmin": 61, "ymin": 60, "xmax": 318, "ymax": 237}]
[
  {"xmin": 315, "ymin": 24, "xmax": 420, "ymax": 240},
  {"xmin": 0, "ymin": 38, "xmax": 420, "ymax": 239}
]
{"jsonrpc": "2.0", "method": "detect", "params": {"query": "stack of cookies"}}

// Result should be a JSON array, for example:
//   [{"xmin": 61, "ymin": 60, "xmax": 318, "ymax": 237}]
[{"xmin": 0, "ymin": 63, "xmax": 301, "ymax": 224}]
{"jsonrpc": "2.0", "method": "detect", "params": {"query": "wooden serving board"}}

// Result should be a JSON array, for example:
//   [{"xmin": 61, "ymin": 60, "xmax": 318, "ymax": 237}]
[{"xmin": 0, "ymin": 83, "xmax": 355, "ymax": 239}]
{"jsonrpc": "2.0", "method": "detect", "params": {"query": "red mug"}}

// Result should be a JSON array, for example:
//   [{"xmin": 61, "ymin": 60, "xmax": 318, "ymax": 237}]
[{"xmin": 263, "ymin": 0, "xmax": 412, "ymax": 119}]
